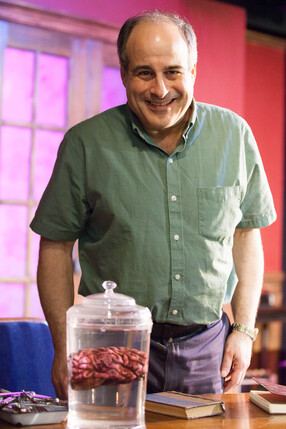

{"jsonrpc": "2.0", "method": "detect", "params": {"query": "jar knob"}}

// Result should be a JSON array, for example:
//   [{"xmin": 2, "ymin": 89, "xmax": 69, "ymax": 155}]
[{"xmin": 102, "ymin": 280, "xmax": 117, "ymax": 295}]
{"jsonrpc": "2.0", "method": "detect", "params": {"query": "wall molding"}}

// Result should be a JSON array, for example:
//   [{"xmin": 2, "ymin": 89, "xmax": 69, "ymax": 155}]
[
  {"xmin": 247, "ymin": 29, "xmax": 286, "ymax": 50},
  {"xmin": 0, "ymin": 1, "xmax": 119, "ymax": 44}
]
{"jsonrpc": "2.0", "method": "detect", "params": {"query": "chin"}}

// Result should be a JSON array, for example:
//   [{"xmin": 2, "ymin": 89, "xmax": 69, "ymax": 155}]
[{"xmin": 143, "ymin": 115, "xmax": 176, "ymax": 128}]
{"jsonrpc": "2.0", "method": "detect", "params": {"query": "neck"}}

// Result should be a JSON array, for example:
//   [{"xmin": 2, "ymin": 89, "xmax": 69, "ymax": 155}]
[{"xmin": 147, "ymin": 110, "xmax": 191, "ymax": 155}]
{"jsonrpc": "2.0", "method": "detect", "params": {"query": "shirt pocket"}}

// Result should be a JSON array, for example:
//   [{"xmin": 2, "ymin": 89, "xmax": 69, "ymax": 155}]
[{"xmin": 197, "ymin": 186, "xmax": 242, "ymax": 240}]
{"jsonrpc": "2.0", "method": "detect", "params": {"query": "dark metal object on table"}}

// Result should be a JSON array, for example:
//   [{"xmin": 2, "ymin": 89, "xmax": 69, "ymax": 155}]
[{"xmin": 0, "ymin": 390, "xmax": 67, "ymax": 414}]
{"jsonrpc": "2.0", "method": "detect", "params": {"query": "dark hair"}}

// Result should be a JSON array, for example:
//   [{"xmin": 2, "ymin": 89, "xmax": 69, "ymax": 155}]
[{"xmin": 117, "ymin": 10, "xmax": 198, "ymax": 72}]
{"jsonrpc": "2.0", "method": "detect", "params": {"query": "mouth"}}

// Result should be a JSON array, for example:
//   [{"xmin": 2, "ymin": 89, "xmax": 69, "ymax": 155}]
[{"xmin": 146, "ymin": 98, "xmax": 176, "ymax": 108}]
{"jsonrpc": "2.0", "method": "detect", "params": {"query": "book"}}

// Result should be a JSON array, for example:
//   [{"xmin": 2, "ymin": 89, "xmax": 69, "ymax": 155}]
[
  {"xmin": 249, "ymin": 377, "xmax": 286, "ymax": 414},
  {"xmin": 249, "ymin": 390, "xmax": 286, "ymax": 414},
  {"xmin": 252, "ymin": 377, "xmax": 286, "ymax": 396},
  {"xmin": 145, "ymin": 391, "xmax": 225, "ymax": 419}
]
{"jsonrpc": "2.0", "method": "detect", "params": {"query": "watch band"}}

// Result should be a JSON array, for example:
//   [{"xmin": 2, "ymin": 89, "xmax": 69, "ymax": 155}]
[{"xmin": 232, "ymin": 323, "xmax": 259, "ymax": 341}]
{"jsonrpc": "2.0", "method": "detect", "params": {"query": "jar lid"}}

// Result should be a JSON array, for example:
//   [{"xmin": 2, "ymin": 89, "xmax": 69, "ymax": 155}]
[
  {"xmin": 67, "ymin": 280, "xmax": 152, "ymax": 329},
  {"xmin": 84, "ymin": 280, "xmax": 136, "ymax": 307}
]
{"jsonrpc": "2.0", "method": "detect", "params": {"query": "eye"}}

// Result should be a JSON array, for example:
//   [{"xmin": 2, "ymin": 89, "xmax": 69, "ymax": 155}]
[
  {"xmin": 165, "ymin": 70, "xmax": 181, "ymax": 79},
  {"xmin": 137, "ymin": 70, "xmax": 154, "ymax": 79}
]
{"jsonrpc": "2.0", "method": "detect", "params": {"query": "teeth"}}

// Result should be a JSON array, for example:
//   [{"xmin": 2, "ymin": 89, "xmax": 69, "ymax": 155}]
[{"xmin": 149, "ymin": 100, "xmax": 173, "ymax": 106}]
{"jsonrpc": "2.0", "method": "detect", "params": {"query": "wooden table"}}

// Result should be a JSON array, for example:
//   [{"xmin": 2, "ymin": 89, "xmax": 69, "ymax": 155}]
[{"xmin": 0, "ymin": 393, "xmax": 286, "ymax": 428}]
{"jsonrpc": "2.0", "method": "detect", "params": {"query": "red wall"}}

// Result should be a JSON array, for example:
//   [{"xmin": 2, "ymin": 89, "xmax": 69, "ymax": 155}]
[
  {"xmin": 244, "ymin": 42, "xmax": 285, "ymax": 272},
  {"xmin": 183, "ymin": 0, "xmax": 246, "ymax": 115}
]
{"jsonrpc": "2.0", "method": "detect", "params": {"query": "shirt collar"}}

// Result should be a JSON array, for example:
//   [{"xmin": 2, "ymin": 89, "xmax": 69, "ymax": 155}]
[
  {"xmin": 127, "ymin": 106, "xmax": 145, "ymax": 136},
  {"xmin": 182, "ymin": 99, "xmax": 197, "ymax": 140}
]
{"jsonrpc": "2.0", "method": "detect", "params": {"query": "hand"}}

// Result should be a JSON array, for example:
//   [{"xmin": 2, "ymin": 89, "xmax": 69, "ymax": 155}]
[
  {"xmin": 221, "ymin": 330, "xmax": 253, "ymax": 393},
  {"xmin": 51, "ymin": 347, "xmax": 68, "ymax": 400}
]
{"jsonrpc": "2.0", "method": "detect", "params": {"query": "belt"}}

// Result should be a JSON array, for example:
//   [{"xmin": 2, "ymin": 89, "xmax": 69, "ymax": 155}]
[{"xmin": 151, "ymin": 322, "xmax": 208, "ymax": 340}]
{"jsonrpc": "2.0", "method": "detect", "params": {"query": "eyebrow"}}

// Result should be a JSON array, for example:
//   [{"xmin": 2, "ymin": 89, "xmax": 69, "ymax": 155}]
[{"xmin": 131, "ymin": 65, "xmax": 184, "ymax": 73}]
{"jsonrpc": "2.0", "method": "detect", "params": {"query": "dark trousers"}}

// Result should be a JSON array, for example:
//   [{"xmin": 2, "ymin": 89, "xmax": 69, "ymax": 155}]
[{"xmin": 147, "ymin": 312, "xmax": 230, "ymax": 394}]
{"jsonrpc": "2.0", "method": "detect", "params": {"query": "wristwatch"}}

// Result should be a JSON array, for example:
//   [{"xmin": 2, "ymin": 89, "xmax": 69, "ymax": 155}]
[{"xmin": 232, "ymin": 323, "xmax": 259, "ymax": 341}]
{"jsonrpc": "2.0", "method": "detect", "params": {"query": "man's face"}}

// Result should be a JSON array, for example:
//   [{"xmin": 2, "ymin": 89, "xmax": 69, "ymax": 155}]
[{"xmin": 121, "ymin": 20, "xmax": 196, "ymax": 138}]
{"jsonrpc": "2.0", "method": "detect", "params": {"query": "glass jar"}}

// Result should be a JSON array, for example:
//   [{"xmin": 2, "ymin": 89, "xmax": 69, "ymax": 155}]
[{"xmin": 66, "ymin": 280, "xmax": 152, "ymax": 429}]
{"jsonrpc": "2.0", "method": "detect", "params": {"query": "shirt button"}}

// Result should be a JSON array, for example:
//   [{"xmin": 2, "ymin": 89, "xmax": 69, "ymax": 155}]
[
  {"xmin": 174, "ymin": 234, "xmax": 179, "ymax": 240},
  {"xmin": 175, "ymin": 274, "xmax": 181, "ymax": 280},
  {"xmin": 169, "ymin": 158, "xmax": 174, "ymax": 164},
  {"xmin": 171, "ymin": 195, "xmax": 177, "ymax": 202},
  {"xmin": 172, "ymin": 309, "xmax": 178, "ymax": 315}
]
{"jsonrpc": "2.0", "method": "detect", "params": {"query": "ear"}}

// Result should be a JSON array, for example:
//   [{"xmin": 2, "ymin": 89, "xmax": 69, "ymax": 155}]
[
  {"xmin": 120, "ymin": 66, "xmax": 128, "ymax": 88},
  {"xmin": 191, "ymin": 63, "xmax": 197, "ymax": 82}
]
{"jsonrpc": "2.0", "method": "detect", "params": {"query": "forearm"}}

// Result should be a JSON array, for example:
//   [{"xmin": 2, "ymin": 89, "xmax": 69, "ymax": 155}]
[
  {"xmin": 37, "ymin": 237, "xmax": 75, "ymax": 351},
  {"xmin": 231, "ymin": 228, "xmax": 264, "ymax": 328},
  {"xmin": 221, "ymin": 228, "xmax": 264, "ymax": 391}
]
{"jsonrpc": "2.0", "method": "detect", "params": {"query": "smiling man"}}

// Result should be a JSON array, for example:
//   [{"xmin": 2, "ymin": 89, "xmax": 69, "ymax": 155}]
[
  {"xmin": 31, "ymin": 10, "xmax": 276, "ymax": 399},
  {"xmin": 120, "ymin": 18, "xmax": 196, "ymax": 153}
]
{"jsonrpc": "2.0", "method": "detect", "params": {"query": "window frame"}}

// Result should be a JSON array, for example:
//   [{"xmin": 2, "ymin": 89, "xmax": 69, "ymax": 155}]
[{"xmin": 0, "ymin": 1, "xmax": 121, "ymax": 316}]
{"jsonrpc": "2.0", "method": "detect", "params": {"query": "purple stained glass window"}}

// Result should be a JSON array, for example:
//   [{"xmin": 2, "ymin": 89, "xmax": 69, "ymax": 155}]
[
  {"xmin": 33, "ymin": 130, "xmax": 64, "ymax": 201},
  {"xmin": 101, "ymin": 67, "xmax": 126, "ymax": 111},
  {"xmin": 0, "ymin": 284, "xmax": 25, "ymax": 317},
  {"xmin": 2, "ymin": 48, "xmax": 35, "ymax": 123},
  {"xmin": 0, "ymin": 44, "xmax": 69, "ymax": 318},
  {"xmin": 37, "ymin": 54, "xmax": 68, "ymax": 127},
  {"xmin": 0, "ymin": 126, "xmax": 31, "ymax": 200},
  {"xmin": 0, "ymin": 206, "xmax": 27, "ymax": 277}
]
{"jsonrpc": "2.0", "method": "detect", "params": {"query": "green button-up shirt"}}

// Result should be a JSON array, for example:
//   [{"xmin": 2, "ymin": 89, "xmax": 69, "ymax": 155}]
[{"xmin": 30, "ymin": 101, "xmax": 276, "ymax": 325}]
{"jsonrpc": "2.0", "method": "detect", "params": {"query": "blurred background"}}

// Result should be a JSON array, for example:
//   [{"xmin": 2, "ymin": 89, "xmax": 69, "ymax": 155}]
[{"xmin": 0, "ymin": 0, "xmax": 285, "ymax": 389}]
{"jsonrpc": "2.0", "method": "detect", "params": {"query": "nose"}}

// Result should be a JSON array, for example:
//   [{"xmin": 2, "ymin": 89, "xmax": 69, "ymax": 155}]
[{"xmin": 150, "ymin": 76, "xmax": 169, "ymax": 99}]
